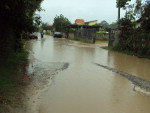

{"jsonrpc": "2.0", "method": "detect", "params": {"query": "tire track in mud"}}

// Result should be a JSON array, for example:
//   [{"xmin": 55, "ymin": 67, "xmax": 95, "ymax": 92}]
[{"xmin": 95, "ymin": 63, "xmax": 150, "ymax": 94}]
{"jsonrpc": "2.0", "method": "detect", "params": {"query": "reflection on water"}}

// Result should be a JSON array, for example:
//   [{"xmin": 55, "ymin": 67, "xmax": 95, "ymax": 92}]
[
  {"xmin": 26, "ymin": 36, "xmax": 150, "ymax": 113},
  {"xmin": 108, "ymin": 51, "xmax": 150, "ymax": 81}
]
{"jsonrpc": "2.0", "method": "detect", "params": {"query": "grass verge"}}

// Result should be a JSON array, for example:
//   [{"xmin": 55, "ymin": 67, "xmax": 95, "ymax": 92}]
[
  {"xmin": 99, "ymin": 40, "xmax": 108, "ymax": 43},
  {"xmin": 0, "ymin": 50, "xmax": 28, "ymax": 110},
  {"xmin": 70, "ymin": 37, "xmax": 93, "ymax": 44}
]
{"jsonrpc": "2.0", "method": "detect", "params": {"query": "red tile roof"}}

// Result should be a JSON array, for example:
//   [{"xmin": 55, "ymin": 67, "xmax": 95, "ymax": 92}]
[{"xmin": 75, "ymin": 19, "xmax": 85, "ymax": 24}]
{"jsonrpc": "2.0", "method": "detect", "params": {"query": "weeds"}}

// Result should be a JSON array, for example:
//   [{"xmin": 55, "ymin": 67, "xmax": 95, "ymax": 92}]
[
  {"xmin": 70, "ymin": 37, "xmax": 92, "ymax": 44},
  {"xmin": 0, "ymin": 50, "xmax": 28, "ymax": 108}
]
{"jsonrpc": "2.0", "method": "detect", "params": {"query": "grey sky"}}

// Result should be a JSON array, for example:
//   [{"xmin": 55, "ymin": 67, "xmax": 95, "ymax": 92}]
[{"xmin": 39, "ymin": 0, "xmax": 126, "ymax": 24}]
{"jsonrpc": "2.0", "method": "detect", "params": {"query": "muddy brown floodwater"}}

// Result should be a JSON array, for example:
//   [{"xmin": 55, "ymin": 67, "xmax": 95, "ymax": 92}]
[{"xmin": 25, "ymin": 35, "xmax": 150, "ymax": 113}]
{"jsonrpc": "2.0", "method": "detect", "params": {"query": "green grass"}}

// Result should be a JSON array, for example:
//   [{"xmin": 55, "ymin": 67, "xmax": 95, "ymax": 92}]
[
  {"xmin": 100, "ymin": 40, "xmax": 108, "ymax": 43},
  {"xmin": 70, "ymin": 37, "xmax": 93, "ymax": 44},
  {"xmin": 0, "ymin": 50, "xmax": 28, "ymax": 108}
]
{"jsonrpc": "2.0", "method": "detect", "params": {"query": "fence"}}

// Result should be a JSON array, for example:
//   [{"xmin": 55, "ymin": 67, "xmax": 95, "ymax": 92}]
[{"xmin": 96, "ymin": 34, "xmax": 109, "ymax": 41}]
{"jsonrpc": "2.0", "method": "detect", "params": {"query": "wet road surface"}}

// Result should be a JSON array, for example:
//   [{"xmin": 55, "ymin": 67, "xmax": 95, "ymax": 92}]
[{"xmin": 26, "ymin": 35, "xmax": 150, "ymax": 113}]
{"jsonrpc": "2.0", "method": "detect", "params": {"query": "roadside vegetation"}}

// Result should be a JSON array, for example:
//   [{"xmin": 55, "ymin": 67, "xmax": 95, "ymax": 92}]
[
  {"xmin": 103, "ymin": 0, "xmax": 150, "ymax": 58},
  {"xmin": 0, "ymin": 0, "xmax": 43, "ymax": 62},
  {"xmin": 0, "ymin": 0, "xmax": 43, "ymax": 110},
  {"xmin": 0, "ymin": 50, "xmax": 28, "ymax": 109},
  {"xmin": 40, "ymin": 22, "xmax": 53, "ymax": 35},
  {"xmin": 70, "ymin": 37, "xmax": 93, "ymax": 44},
  {"xmin": 95, "ymin": 41, "xmax": 109, "ymax": 45}
]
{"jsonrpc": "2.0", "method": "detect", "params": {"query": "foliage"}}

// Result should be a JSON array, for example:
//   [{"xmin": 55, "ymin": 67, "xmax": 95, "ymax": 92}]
[
  {"xmin": 118, "ymin": 17, "xmax": 134, "ymax": 27},
  {"xmin": 116, "ymin": 1, "xmax": 150, "ymax": 57},
  {"xmin": 0, "ymin": 0, "xmax": 43, "ymax": 59},
  {"xmin": 41, "ymin": 22, "xmax": 53, "ymax": 31},
  {"xmin": 109, "ymin": 22, "xmax": 118, "ymax": 29},
  {"xmin": 140, "ymin": 1, "xmax": 150, "ymax": 31},
  {"xmin": 53, "ymin": 14, "xmax": 71, "ymax": 33},
  {"xmin": 116, "ymin": 0, "xmax": 132, "ymax": 8},
  {"xmin": 100, "ymin": 20, "xmax": 109, "ymax": 29},
  {"xmin": 0, "ymin": 0, "xmax": 43, "ymax": 33},
  {"xmin": 0, "ymin": 49, "xmax": 28, "ymax": 109}
]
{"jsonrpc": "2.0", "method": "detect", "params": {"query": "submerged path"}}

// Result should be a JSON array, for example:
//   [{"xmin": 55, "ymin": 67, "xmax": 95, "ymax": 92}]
[
  {"xmin": 95, "ymin": 63, "xmax": 150, "ymax": 92},
  {"xmin": 26, "ymin": 35, "xmax": 150, "ymax": 113}
]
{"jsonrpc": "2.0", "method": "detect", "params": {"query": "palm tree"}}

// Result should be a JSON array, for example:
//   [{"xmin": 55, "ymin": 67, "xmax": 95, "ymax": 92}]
[{"xmin": 118, "ymin": 0, "xmax": 121, "ymax": 21}]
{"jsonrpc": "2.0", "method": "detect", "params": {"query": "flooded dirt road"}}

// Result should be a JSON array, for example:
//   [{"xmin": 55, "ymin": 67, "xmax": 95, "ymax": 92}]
[{"xmin": 26, "ymin": 35, "xmax": 150, "ymax": 113}]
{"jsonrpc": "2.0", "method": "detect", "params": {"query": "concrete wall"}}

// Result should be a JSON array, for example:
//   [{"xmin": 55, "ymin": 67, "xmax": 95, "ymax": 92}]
[
  {"xmin": 68, "ymin": 33, "xmax": 75, "ymax": 39},
  {"xmin": 108, "ymin": 29, "xmax": 120, "ymax": 47}
]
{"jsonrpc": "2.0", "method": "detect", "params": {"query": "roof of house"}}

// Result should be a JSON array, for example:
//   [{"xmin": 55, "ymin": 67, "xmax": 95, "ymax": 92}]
[
  {"xmin": 64, "ymin": 24, "xmax": 102, "ymax": 29},
  {"xmin": 85, "ymin": 20, "xmax": 97, "ymax": 23},
  {"xmin": 75, "ymin": 19, "xmax": 85, "ymax": 24}
]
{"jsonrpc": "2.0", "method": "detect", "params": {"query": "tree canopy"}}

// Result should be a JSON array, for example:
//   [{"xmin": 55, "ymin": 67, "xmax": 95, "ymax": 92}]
[
  {"xmin": 41, "ymin": 22, "xmax": 53, "ymax": 32},
  {"xmin": 0, "ymin": 0, "xmax": 43, "ymax": 59},
  {"xmin": 0, "ymin": 0, "xmax": 43, "ymax": 34},
  {"xmin": 100, "ymin": 21, "xmax": 109, "ymax": 29},
  {"xmin": 116, "ymin": 0, "xmax": 150, "ymax": 57},
  {"xmin": 53, "ymin": 14, "xmax": 71, "ymax": 32},
  {"xmin": 116, "ymin": 0, "xmax": 132, "ymax": 8}
]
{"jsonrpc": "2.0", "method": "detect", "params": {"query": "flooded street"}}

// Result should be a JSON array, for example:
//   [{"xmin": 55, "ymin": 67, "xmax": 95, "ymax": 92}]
[{"xmin": 26, "ymin": 35, "xmax": 150, "ymax": 113}]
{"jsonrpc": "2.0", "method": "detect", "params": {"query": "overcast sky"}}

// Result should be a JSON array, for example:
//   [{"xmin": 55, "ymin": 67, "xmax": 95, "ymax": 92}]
[{"xmin": 39, "ymin": 0, "xmax": 126, "ymax": 24}]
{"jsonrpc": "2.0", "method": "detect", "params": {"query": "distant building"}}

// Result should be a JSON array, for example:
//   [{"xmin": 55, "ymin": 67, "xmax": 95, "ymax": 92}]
[
  {"xmin": 75, "ymin": 19, "xmax": 85, "ymax": 25},
  {"xmin": 85, "ymin": 20, "xmax": 98, "ymax": 26}
]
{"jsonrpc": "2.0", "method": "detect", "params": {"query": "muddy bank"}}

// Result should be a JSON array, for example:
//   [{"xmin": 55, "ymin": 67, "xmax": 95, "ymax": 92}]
[{"xmin": 95, "ymin": 63, "xmax": 150, "ymax": 94}]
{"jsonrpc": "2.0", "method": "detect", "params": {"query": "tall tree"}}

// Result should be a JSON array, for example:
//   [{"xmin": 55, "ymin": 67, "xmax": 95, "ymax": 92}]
[
  {"xmin": 100, "ymin": 20, "xmax": 109, "ymax": 29},
  {"xmin": 53, "ymin": 14, "xmax": 71, "ymax": 32},
  {"xmin": 0, "ymin": 0, "xmax": 43, "ymax": 60},
  {"xmin": 109, "ymin": 22, "xmax": 118, "ymax": 29},
  {"xmin": 116, "ymin": 0, "xmax": 132, "ymax": 20},
  {"xmin": 41, "ymin": 22, "xmax": 53, "ymax": 33}
]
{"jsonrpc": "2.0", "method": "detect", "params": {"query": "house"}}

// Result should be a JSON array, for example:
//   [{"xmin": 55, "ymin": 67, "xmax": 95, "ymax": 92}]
[
  {"xmin": 75, "ymin": 19, "xmax": 85, "ymax": 25},
  {"xmin": 84, "ymin": 20, "xmax": 98, "ymax": 26},
  {"xmin": 75, "ymin": 19, "xmax": 98, "ymax": 26},
  {"xmin": 64, "ymin": 19, "xmax": 103, "ymax": 43}
]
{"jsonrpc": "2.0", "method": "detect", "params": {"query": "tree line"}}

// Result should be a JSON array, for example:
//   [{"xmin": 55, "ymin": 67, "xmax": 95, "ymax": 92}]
[{"xmin": 0, "ymin": 0, "xmax": 43, "ymax": 62}]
